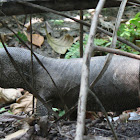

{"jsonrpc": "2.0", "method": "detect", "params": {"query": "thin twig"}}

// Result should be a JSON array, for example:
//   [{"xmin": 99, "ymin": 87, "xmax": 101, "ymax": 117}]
[
  {"xmin": 80, "ymin": 10, "xmax": 83, "ymax": 58},
  {"xmin": 89, "ymin": 1, "xmax": 128, "ymax": 139},
  {"xmin": 12, "ymin": 16, "xmax": 22, "ymax": 30},
  {"xmin": 128, "ymin": 0, "xmax": 140, "ymax": 4},
  {"xmin": 127, "ymin": 1, "xmax": 140, "ymax": 6},
  {"xmin": 54, "ymin": 102, "xmax": 78, "ymax": 123},
  {"xmin": 75, "ymin": 0, "xmax": 106, "ymax": 139},
  {"xmin": 92, "ymin": 127, "xmax": 130, "ymax": 139},
  {"xmin": 88, "ymin": 89, "xmax": 118, "ymax": 140},
  {"xmin": 94, "ymin": 45, "xmax": 140, "ymax": 60},
  {"xmin": 57, "ymin": 126, "xmax": 73, "ymax": 139},
  {"xmin": 29, "ymin": 14, "xmax": 35, "ymax": 114},
  {"xmin": 90, "ymin": 0, "xmax": 128, "ymax": 89}
]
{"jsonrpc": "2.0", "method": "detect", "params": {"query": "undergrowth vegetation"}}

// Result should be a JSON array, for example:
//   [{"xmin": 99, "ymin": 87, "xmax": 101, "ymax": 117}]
[{"xmin": 65, "ymin": 12, "xmax": 140, "ymax": 59}]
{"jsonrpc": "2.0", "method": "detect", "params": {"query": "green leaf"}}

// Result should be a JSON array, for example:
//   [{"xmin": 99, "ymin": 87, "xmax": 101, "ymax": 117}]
[
  {"xmin": 8, "ymin": 110, "xmax": 12, "ymax": 114},
  {"xmin": 52, "ymin": 108, "xmax": 59, "ymax": 112},
  {"xmin": 104, "ymin": 42, "xmax": 111, "ymax": 47},
  {"xmin": 15, "ymin": 31, "xmax": 28, "ymax": 43},
  {"xmin": 0, "ymin": 42, "xmax": 7, "ymax": 48},
  {"xmin": 133, "ymin": 51, "xmax": 140, "ymax": 55},
  {"xmin": 59, "ymin": 110, "xmax": 65, "ymax": 117},
  {"xmin": 135, "ymin": 12, "xmax": 140, "ymax": 18},
  {"xmin": 130, "ymin": 19, "xmax": 140, "ymax": 27},
  {"xmin": 94, "ymin": 38, "xmax": 108, "ymax": 46},
  {"xmin": 50, "ymin": 19, "xmax": 64, "ymax": 25},
  {"xmin": 0, "ymin": 107, "xmax": 5, "ymax": 113}
]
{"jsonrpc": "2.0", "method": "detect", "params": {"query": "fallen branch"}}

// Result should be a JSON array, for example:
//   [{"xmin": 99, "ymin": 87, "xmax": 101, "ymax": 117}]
[
  {"xmin": 0, "ymin": 47, "xmax": 139, "ymax": 120},
  {"xmin": 0, "ymin": 0, "xmax": 123, "ymax": 16}
]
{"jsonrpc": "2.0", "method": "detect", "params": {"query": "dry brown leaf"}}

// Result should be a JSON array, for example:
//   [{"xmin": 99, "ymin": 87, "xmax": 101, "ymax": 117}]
[
  {"xmin": 45, "ymin": 25, "xmax": 73, "ymax": 54},
  {"xmin": 0, "ymin": 88, "xmax": 22, "ymax": 104},
  {"xmin": 2, "ymin": 129, "xmax": 28, "ymax": 140},
  {"xmin": 86, "ymin": 111, "xmax": 98, "ymax": 120},
  {"xmin": 136, "ymin": 107, "xmax": 140, "ymax": 115},
  {"xmin": 27, "ymin": 33, "xmax": 44, "ymax": 47},
  {"xmin": 10, "ymin": 91, "xmax": 36, "ymax": 115},
  {"xmin": 47, "ymin": 33, "xmax": 73, "ymax": 54},
  {"xmin": 24, "ymin": 17, "xmax": 43, "ymax": 32},
  {"xmin": 119, "ymin": 112, "xmax": 130, "ymax": 122}
]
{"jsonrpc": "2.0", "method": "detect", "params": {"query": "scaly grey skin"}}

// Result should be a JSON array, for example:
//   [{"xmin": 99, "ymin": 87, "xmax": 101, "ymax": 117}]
[{"xmin": 0, "ymin": 47, "xmax": 140, "ymax": 115}]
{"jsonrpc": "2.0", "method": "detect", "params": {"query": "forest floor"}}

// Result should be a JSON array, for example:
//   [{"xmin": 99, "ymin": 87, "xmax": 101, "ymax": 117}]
[{"xmin": 0, "ymin": 6, "xmax": 140, "ymax": 140}]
